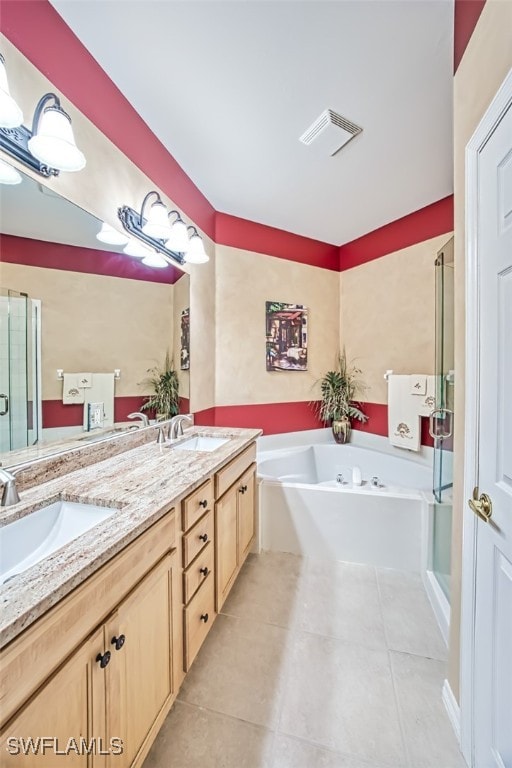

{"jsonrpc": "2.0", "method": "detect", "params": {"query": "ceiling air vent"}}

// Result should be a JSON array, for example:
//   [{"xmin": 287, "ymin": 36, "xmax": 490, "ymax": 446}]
[{"xmin": 299, "ymin": 109, "xmax": 362, "ymax": 156}]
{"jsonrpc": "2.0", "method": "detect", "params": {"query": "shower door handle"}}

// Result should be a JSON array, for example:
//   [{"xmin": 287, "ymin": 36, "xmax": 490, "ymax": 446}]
[
  {"xmin": 428, "ymin": 408, "xmax": 453, "ymax": 440},
  {"xmin": 0, "ymin": 394, "xmax": 8, "ymax": 416}
]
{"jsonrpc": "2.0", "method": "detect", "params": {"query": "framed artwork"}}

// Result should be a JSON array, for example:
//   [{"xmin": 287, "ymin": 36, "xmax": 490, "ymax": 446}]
[
  {"xmin": 265, "ymin": 301, "xmax": 308, "ymax": 371},
  {"xmin": 180, "ymin": 308, "xmax": 190, "ymax": 370}
]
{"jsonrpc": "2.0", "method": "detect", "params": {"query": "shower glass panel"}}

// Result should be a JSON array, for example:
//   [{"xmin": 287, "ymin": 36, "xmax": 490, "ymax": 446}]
[
  {"xmin": 0, "ymin": 288, "xmax": 41, "ymax": 453},
  {"xmin": 432, "ymin": 239, "xmax": 454, "ymax": 601}
]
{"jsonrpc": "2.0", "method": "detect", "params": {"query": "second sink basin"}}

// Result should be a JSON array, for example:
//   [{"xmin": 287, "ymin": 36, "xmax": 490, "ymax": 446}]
[
  {"xmin": 0, "ymin": 500, "xmax": 118, "ymax": 585},
  {"xmin": 172, "ymin": 436, "xmax": 230, "ymax": 452}
]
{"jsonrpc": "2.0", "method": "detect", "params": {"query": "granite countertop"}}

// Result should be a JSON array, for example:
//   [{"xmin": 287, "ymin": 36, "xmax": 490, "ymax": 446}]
[{"xmin": 0, "ymin": 426, "xmax": 261, "ymax": 649}]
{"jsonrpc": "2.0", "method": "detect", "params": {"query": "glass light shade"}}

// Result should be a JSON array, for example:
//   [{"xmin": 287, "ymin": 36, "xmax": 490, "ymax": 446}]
[
  {"xmin": 0, "ymin": 158, "xmax": 22, "ymax": 185},
  {"xmin": 185, "ymin": 234, "xmax": 209, "ymax": 264},
  {"xmin": 165, "ymin": 217, "xmax": 189, "ymax": 252},
  {"xmin": 123, "ymin": 239, "xmax": 152, "ymax": 258},
  {"xmin": 142, "ymin": 253, "xmax": 168, "ymax": 269},
  {"xmin": 141, "ymin": 200, "xmax": 171, "ymax": 239},
  {"xmin": 28, "ymin": 106, "xmax": 86, "ymax": 171},
  {"xmin": 0, "ymin": 58, "xmax": 23, "ymax": 128},
  {"xmin": 96, "ymin": 222, "xmax": 129, "ymax": 246}
]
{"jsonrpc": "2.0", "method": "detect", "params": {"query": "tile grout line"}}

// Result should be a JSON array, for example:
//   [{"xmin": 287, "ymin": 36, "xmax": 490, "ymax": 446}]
[{"xmin": 376, "ymin": 566, "xmax": 413, "ymax": 768}]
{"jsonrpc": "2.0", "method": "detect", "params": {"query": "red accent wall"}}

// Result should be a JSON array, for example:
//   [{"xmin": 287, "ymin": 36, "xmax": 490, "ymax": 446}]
[
  {"xmin": 215, "ymin": 213, "xmax": 339, "ymax": 271},
  {"xmin": 42, "ymin": 396, "xmax": 148, "ymax": 428},
  {"xmin": 0, "ymin": 0, "xmax": 216, "ymax": 240},
  {"xmin": 454, "ymin": 0, "xmax": 487, "ymax": 73},
  {"xmin": 195, "ymin": 400, "xmax": 434, "ymax": 445},
  {"xmin": 338, "ymin": 195, "xmax": 454, "ymax": 271},
  {"xmin": 0, "ymin": 234, "xmax": 183, "ymax": 284}
]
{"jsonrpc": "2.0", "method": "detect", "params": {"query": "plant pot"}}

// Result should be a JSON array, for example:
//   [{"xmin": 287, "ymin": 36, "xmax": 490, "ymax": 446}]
[{"xmin": 331, "ymin": 417, "xmax": 351, "ymax": 444}]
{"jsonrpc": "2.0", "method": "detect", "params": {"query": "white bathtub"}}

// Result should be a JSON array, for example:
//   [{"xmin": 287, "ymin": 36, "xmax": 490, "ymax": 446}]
[{"xmin": 258, "ymin": 442, "xmax": 431, "ymax": 572}]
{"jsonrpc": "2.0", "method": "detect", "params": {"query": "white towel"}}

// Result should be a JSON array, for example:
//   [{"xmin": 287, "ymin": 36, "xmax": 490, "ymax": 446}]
[
  {"xmin": 62, "ymin": 374, "xmax": 84, "ymax": 405},
  {"xmin": 76, "ymin": 373, "xmax": 92, "ymax": 388},
  {"xmin": 83, "ymin": 373, "xmax": 115, "ymax": 429},
  {"xmin": 388, "ymin": 375, "xmax": 420, "ymax": 452},
  {"xmin": 410, "ymin": 375, "xmax": 426, "ymax": 396},
  {"xmin": 416, "ymin": 375, "xmax": 437, "ymax": 417}
]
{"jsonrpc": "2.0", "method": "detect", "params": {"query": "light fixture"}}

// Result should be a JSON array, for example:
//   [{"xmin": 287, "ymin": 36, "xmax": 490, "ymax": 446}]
[
  {"xmin": 140, "ymin": 191, "xmax": 172, "ymax": 239},
  {"xmin": 185, "ymin": 226, "xmax": 209, "ymax": 264},
  {"xmin": 0, "ymin": 158, "xmax": 22, "ymax": 185},
  {"xmin": 118, "ymin": 194, "xmax": 185, "ymax": 267},
  {"xmin": 142, "ymin": 253, "xmax": 168, "ymax": 269},
  {"xmin": 123, "ymin": 239, "xmax": 153, "ymax": 258},
  {"xmin": 0, "ymin": 59, "xmax": 85, "ymax": 178},
  {"xmin": 28, "ymin": 93, "xmax": 85, "ymax": 172},
  {"xmin": 97, "ymin": 222, "xmax": 129, "ymax": 246},
  {"xmin": 166, "ymin": 210, "xmax": 189, "ymax": 252},
  {"xmin": 0, "ymin": 53, "xmax": 23, "ymax": 128}
]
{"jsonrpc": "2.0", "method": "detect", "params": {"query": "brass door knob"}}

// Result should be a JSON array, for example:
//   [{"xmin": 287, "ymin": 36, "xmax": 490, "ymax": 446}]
[{"xmin": 468, "ymin": 488, "xmax": 492, "ymax": 522}]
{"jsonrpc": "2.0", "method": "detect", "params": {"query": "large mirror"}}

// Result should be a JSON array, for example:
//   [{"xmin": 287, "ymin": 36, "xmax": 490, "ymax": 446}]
[{"xmin": 0, "ymin": 166, "xmax": 190, "ymax": 468}]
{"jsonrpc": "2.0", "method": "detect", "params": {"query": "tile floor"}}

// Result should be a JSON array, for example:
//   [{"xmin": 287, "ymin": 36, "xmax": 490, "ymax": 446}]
[{"xmin": 143, "ymin": 552, "xmax": 467, "ymax": 768}]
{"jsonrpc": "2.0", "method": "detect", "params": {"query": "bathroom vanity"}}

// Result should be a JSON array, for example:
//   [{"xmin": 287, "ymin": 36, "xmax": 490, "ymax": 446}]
[{"xmin": 0, "ymin": 426, "xmax": 259, "ymax": 767}]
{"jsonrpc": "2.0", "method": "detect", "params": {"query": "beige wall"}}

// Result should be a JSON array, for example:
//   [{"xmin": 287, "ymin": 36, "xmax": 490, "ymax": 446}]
[
  {"xmin": 189, "ymin": 239, "xmax": 216, "ymax": 412},
  {"xmin": 1, "ymin": 262, "xmax": 174, "ymax": 400},
  {"xmin": 340, "ymin": 234, "xmax": 451, "ymax": 402},
  {"xmin": 449, "ymin": 0, "xmax": 512, "ymax": 703},
  {"xmin": 214, "ymin": 245, "xmax": 340, "ymax": 406}
]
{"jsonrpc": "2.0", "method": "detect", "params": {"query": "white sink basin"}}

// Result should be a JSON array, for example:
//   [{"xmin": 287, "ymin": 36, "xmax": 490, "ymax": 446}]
[
  {"xmin": 172, "ymin": 436, "xmax": 230, "ymax": 452},
  {"xmin": 0, "ymin": 500, "xmax": 117, "ymax": 585}
]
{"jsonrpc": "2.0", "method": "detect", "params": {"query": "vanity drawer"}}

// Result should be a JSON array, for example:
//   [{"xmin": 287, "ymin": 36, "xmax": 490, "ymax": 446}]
[
  {"xmin": 215, "ymin": 442, "xmax": 256, "ymax": 499},
  {"xmin": 183, "ymin": 574, "xmax": 215, "ymax": 671},
  {"xmin": 182, "ymin": 479, "xmax": 214, "ymax": 532},
  {"xmin": 182, "ymin": 510, "xmax": 213, "ymax": 568},
  {"xmin": 183, "ymin": 542, "xmax": 214, "ymax": 605}
]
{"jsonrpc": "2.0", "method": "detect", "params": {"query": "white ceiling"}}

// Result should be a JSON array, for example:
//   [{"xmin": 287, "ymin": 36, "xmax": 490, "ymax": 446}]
[{"xmin": 49, "ymin": 0, "xmax": 454, "ymax": 246}]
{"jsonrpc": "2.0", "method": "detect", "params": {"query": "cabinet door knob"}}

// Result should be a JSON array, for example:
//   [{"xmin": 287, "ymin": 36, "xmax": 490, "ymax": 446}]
[
  {"xmin": 96, "ymin": 651, "xmax": 111, "ymax": 669},
  {"xmin": 111, "ymin": 634, "xmax": 126, "ymax": 651},
  {"xmin": 239, "ymin": 484, "xmax": 248, "ymax": 494},
  {"xmin": 199, "ymin": 533, "xmax": 208, "ymax": 543},
  {"xmin": 199, "ymin": 499, "xmax": 208, "ymax": 508},
  {"xmin": 200, "ymin": 566, "xmax": 209, "ymax": 576},
  {"xmin": 200, "ymin": 613, "xmax": 209, "ymax": 623}
]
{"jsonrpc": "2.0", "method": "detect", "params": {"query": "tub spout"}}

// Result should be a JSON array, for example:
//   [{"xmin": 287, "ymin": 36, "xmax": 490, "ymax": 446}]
[{"xmin": 352, "ymin": 466, "xmax": 362, "ymax": 486}]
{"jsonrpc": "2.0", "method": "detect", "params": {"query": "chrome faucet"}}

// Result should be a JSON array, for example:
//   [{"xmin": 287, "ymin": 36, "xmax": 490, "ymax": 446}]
[
  {"xmin": 127, "ymin": 412, "xmax": 149, "ymax": 428},
  {"xmin": 168, "ymin": 414, "xmax": 193, "ymax": 441},
  {"xmin": 0, "ymin": 468, "xmax": 22, "ymax": 506}
]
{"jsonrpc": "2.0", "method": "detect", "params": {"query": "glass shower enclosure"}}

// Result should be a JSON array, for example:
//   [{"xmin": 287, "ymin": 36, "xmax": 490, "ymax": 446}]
[
  {"xmin": 430, "ymin": 238, "xmax": 455, "ymax": 602},
  {"xmin": 0, "ymin": 289, "xmax": 41, "ymax": 453}
]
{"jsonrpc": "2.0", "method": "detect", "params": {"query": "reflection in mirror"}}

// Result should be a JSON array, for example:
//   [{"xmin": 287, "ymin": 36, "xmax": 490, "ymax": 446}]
[{"xmin": 0, "ymin": 164, "xmax": 190, "ymax": 468}]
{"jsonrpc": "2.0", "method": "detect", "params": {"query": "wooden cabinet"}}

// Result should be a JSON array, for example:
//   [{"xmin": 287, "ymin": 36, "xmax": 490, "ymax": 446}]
[
  {"xmin": 0, "ymin": 512, "xmax": 178, "ymax": 768},
  {"xmin": 215, "ymin": 461, "xmax": 256, "ymax": 611},
  {"xmin": 107, "ymin": 553, "xmax": 175, "ymax": 767},
  {"xmin": 0, "ymin": 627, "xmax": 106, "ymax": 768}
]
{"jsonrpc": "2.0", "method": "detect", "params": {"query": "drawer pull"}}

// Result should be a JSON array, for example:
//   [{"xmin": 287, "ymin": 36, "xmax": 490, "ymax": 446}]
[
  {"xmin": 200, "ymin": 566, "xmax": 209, "ymax": 576},
  {"xmin": 111, "ymin": 634, "xmax": 126, "ymax": 651},
  {"xmin": 96, "ymin": 651, "xmax": 111, "ymax": 669},
  {"xmin": 199, "ymin": 499, "xmax": 208, "ymax": 508},
  {"xmin": 239, "ymin": 484, "xmax": 248, "ymax": 494},
  {"xmin": 199, "ymin": 533, "xmax": 208, "ymax": 543},
  {"xmin": 200, "ymin": 613, "xmax": 209, "ymax": 623}
]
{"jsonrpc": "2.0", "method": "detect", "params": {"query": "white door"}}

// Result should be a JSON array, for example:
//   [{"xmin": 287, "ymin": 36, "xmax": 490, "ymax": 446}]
[{"xmin": 471, "ymin": 94, "xmax": 512, "ymax": 767}]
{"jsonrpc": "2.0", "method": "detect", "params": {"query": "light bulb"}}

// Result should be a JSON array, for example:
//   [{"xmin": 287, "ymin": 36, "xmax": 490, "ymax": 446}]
[
  {"xmin": 28, "ymin": 103, "xmax": 86, "ymax": 172},
  {"xmin": 0, "ymin": 55, "xmax": 23, "ymax": 128},
  {"xmin": 165, "ymin": 217, "xmax": 189, "ymax": 252},
  {"xmin": 141, "ymin": 200, "xmax": 171, "ymax": 239},
  {"xmin": 142, "ymin": 253, "xmax": 168, "ymax": 269},
  {"xmin": 185, "ymin": 233, "xmax": 209, "ymax": 264},
  {"xmin": 96, "ymin": 223, "xmax": 129, "ymax": 246},
  {"xmin": 0, "ymin": 158, "xmax": 22, "ymax": 185},
  {"xmin": 123, "ymin": 239, "xmax": 152, "ymax": 258}
]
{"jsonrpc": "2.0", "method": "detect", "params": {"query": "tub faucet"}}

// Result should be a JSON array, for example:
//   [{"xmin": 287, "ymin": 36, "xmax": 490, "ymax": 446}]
[
  {"xmin": 127, "ymin": 412, "xmax": 149, "ymax": 428},
  {"xmin": 168, "ymin": 414, "xmax": 193, "ymax": 441},
  {"xmin": 0, "ymin": 467, "xmax": 23, "ymax": 506}
]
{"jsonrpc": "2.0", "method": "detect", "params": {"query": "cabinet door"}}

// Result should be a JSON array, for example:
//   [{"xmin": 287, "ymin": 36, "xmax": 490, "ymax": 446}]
[
  {"xmin": 107, "ymin": 553, "xmax": 174, "ymax": 767},
  {"xmin": 215, "ymin": 485, "xmax": 238, "ymax": 610},
  {"xmin": 0, "ymin": 627, "xmax": 107, "ymax": 768},
  {"xmin": 238, "ymin": 464, "xmax": 256, "ymax": 565}
]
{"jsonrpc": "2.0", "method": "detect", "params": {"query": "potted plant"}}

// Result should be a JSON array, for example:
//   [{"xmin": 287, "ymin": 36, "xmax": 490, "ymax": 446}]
[
  {"xmin": 313, "ymin": 349, "xmax": 368, "ymax": 443},
  {"xmin": 140, "ymin": 352, "xmax": 180, "ymax": 421}
]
